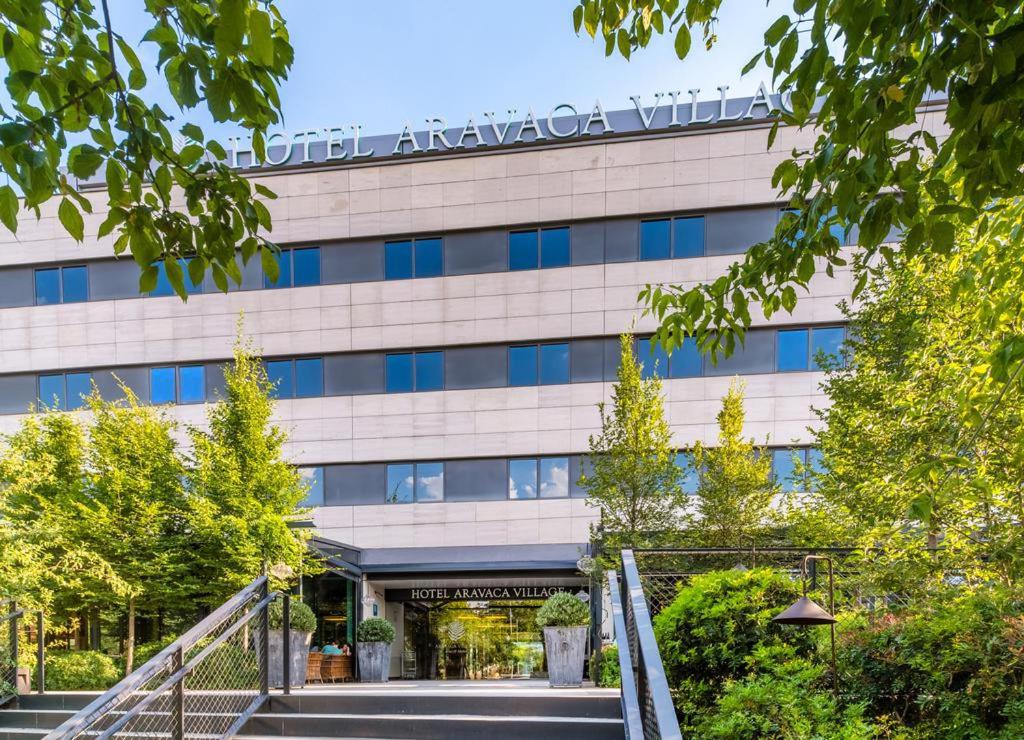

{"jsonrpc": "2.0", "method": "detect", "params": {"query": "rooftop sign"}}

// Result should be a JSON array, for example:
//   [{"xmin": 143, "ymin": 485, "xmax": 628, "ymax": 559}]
[{"xmin": 227, "ymin": 82, "xmax": 789, "ymax": 170}]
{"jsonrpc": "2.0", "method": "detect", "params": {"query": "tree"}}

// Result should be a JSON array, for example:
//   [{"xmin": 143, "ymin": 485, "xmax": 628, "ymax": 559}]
[
  {"xmin": 186, "ymin": 332, "xmax": 314, "ymax": 603},
  {"xmin": 687, "ymin": 379, "xmax": 777, "ymax": 547},
  {"xmin": 0, "ymin": 1, "xmax": 293, "ymax": 297},
  {"xmin": 581, "ymin": 333, "xmax": 687, "ymax": 553},
  {"xmin": 573, "ymin": 1, "xmax": 1024, "ymax": 395}
]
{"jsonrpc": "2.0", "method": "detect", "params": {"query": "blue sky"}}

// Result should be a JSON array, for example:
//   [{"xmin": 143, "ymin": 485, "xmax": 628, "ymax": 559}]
[{"xmin": 108, "ymin": 0, "xmax": 781, "ymax": 140}]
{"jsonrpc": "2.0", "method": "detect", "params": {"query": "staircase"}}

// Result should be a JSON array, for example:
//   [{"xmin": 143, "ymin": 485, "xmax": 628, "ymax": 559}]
[
  {"xmin": 237, "ymin": 685, "xmax": 624, "ymax": 740},
  {"xmin": 0, "ymin": 693, "xmax": 99, "ymax": 740}
]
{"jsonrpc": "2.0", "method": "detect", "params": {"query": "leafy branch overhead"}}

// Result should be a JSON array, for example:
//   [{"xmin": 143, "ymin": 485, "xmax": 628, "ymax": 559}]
[
  {"xmin": 0, "ymin": 0, "xmax": 293, "ymax": 298},
  {"xmin": 574, "ymin": 0, "xmax": 1024, "ymax": 376}
]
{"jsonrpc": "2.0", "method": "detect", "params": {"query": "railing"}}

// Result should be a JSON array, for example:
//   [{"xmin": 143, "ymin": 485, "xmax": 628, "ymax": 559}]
[
  {"xmin": 47, "ymin": 576, "xmax": 285, "ymax": 739},
  {"xmin": 618, "ymin": 549, "xmax": 681, "ymax": 740},
  {"xmin": 1, "ymin": 600, "xmax": 24, "ymax": 705},
  {"xmin": 606, "ymin": 569, "xmax": 643, "ymax": 739}
]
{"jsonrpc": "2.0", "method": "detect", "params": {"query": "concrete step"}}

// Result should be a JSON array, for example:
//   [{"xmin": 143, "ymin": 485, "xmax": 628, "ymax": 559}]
[
  {"xmin": 14, "ymin": 693, "xmax": 101, "ymax": 711},
  {"xmin": 260, "ymin": 692, "xmax": 621, "ymax": 718},
  {"xmin": 0, "ymin": 731, "xmax": 48, "ymax": 740},
  {"xmin": 0, "ymin": 708, "xmax": 75, "ymax": 729}
]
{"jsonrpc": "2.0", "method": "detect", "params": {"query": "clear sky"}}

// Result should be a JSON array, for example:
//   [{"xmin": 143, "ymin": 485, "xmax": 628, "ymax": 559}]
[{"xmin": 108, "ymin": 0, "xmax": 781, "ymax": 140}]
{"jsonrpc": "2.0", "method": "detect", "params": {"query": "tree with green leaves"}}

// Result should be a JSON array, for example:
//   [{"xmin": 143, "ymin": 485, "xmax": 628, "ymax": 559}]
[
  {"xmin": 572, "ymin": 0, "xmax": 1024, "ymax": 401},
  {"xmin": 581, "ymin": 333, "xmax": 687, "ymax": 554},
  {"xmin": 687, "ymin": 379, "xmax": 777, "ymax": 547},
  {"xmin": 0, "ymin": 1, "xmax": 292, "ymax": 297},
  {"xmin": 186, "ymin": 331, "xmax": 315, "ymax": 603}
]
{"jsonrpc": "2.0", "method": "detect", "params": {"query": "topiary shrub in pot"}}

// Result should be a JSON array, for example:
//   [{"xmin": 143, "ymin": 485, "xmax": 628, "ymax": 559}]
[
  {"xmin": 356, "ymin": 617, "xmax": 395, "ymax": 682},
  {"xmin": 536, "ymin": 591, "xmax": 590, "ymax": 687},
  {"xmin": 267, "ymin": 599, "xmax": 317, "ymax": 688}
]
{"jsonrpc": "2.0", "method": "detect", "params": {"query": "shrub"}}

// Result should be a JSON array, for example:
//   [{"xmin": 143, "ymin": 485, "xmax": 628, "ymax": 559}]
[
  {"xmin": 356, "ymin": 617, "xmax": 395, "ymax": 643},
  {"xmin": 651, "ymin": 568, "xmax": 816, "ymax": 729},
  {"xmin": 535, "ymin": 592, "xmax": 590, "ymax": 628},
  {"xmin": 43, "ymin": 650, "xmax": 120, "ymax": 691},
  {"xmin": 268, "ymin": 599, "xmax": 317, "ymax": 633},
  {"xmin": 592, "ymin": 644, "xmax": 621, "ymax": 688},
  {"xmin": 186, "ymin": 643, "xmax": 258, "ymax": 690},
  {"xmin": 133, "ymin": 636, "xmax": 176, "ymax": 666}
]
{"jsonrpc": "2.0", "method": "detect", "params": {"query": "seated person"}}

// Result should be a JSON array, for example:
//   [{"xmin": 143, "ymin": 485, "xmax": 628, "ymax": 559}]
[
  {"xmin": 340, "ymin": 642, "xmax": 351, "ymax": 656},
  {"xmin": 321, "ymin": 640, "xmax": 343, "ymax": 656}
]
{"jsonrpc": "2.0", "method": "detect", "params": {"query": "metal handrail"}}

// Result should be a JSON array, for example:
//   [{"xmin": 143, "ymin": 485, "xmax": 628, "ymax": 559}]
[
  {"xmin": 606, "ymin": 569, "xmax": 643, "ymax": 739},
  {"xmin": 621, "ymin": 549, "xmax": 681, "ymax": 739},
  {"xmin": 47, "ymin": 575, "xmax": 271, "ymax": 739}
]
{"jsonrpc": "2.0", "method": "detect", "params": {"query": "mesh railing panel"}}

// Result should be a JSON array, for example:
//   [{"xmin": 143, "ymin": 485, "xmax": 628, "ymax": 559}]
[{"xmin": 1, "ymin": 603, "xmax": 20, "ymax": 706}]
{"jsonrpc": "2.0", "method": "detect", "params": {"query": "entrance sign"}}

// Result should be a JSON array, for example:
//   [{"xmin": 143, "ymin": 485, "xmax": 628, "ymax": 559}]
[
  {"xmin": 227, "ymin": 82, "xmax": 789, "ymax": 170},
  {"xmin": 386, "ymin": 585, "xmax": 582, "ymax": 602}
]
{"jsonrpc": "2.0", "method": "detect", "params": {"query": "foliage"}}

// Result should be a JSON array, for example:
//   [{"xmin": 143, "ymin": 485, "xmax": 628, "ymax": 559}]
[
  {"xmin": 186, "ymin": 643, "xmax": 258, "ymax": 690},
  {"xmin": 686, "ymin": 379, "xmax": 777, "ymax": 547},
  {"xmin": 838, "ymin": 588, "xmax": 1024, "ymax": 738},
  {"xmin": 269, "ymin": 598, "xmax": 317, "ymax": 633},
  {"xmin": 132, "ymin": 637, "xmax": 177, "ymax": 667},
  {"xmin": 593, "ymin": 644, "xmax": 621, "ymax": 688},
  {"xmin": 652, "ymin": 568, "xmax": 815, "ymax": 729},
  {"xmin": 186, "ymin": 330, "xmax": 317, "ymax": 604},
  {"xmin": 575, "ymin": 0, "xmax": 1024, "ymax": 390},
  {"xmin": 697, "ymin": 650, "xmax": 874, "ymax": 739},
  {"xmin": 535, "ymin": 592, "xmax": 590, "ymax": 628},
  {"xmin": 356, "ymin": 618, "xmax": 395, "ymax": 644},
  {"xmin": 581, "ymin": 333, "xmax": 687, "ymax": 554},
  {"xmin": 42, "ymin": 650, "xmax": 120, "ymax": 691},
  {"xmin": 0, "ymin": 1, "xmax": 293, "ymax": 298}
]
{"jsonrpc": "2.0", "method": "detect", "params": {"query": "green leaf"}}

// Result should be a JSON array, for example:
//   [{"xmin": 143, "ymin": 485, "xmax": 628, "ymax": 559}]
[
  {"xmin": 181, "ymin": 123, "xmax": 204, "ymax": 143},
  {"xmin": 58, "ymin": 198, "xmax": 84, "ymax": 241},
  {"xmin": 617, "ymin": 29, "xmax": 631, "ymax": 59},
  {"xmin": 764, "ymin": 15, "xmax": 791, "ymax": 46},
  {"xmin": 139, "ymin": 266, "xmax": 158, "ymax": 294},
  {"xmin": 0, "ymin": 185, "xmax": 18, "ymax": 232},
  {"xmin": 260, "ymin": 247, "xmax": 279, "ymax": 284},
  {"xmin": 254, "ymin": 183, "xmax": 277, "ymax": 199},
  {"xmin": 97, "ymin": 208, "xmax": 124, "ymax": 239},
  {"xmin": 215, "ymin": 0, "xmax": 246, "ymax": 55},
  {"xmin": 674, "ymin": 24, "xmax": 691, "ymax": 59},
  {"xmin": 248, "ymin": 9, "xmax": 274, "ymax": 66},
  {"xmin": 572, "ymin": 5, "xmax": 583, "ymax": 33}
]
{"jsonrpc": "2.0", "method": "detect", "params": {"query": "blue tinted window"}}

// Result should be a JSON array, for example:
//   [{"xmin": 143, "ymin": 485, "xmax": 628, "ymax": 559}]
[
  {"xmin": 386, "ymin": 463, "xmax": 414, "ymax": 504},
  {"xmin": 415, "ymin": 352, "xmax": 444, "ymax": 391},
  {"xmin": 34, "ymin": 269, "xmax": 60, "ymax": 305},
  {"xmin": 385, "ymin": 353, "xmax": 414, "ymax": 393},
  {"xmin": 670, "ymin": 337, "xmax": 702, "ymax": 378},
  {"xmin": 414, "ymin": 238, "xmax": 443, "ymax": 278},
  {"xmin": 772, "ymin": 449, "xmax": 803, "ymax": 492},
  {"xmin": 807, "ymin": 448, "xmax": 824, "ymax": 479},
  {"xmin": 178, "ymin": 365, "xmax": 205, "ymax": 404},
  {"xmin": 384, "ymin": 241, "xmax": 413, "ymax": 280},
  {"xmin": 539, "ymin": 457, "xmax": 569, "ymax": 498},
  {"xmin": 294, "ymin": 358, "xmax": 323, "ymax": 398},
  {"xmin": 292, "ymin": 248, "xmax": 321, "ymax": 287},
  {"xmin": 675, "ymin": 452, "xmax": 699, "ymax": 495},
  {"xmin": 150, "ymin": 367, "xmax": 176, "ymax": 404},
  {"xmin": 640, "ymin": 219, "xmax": 671, "ymax": 260},
  {"xmin": 540, "ymin": 227, "xmax": 570, "ymax": 268},
  {"xmin": 539, "ymin": 343, "xmax": 570, "ymax": 385},
  {"xmin": 65, "ymin": 372, "xmax": 92, "ymax": 410},
  {"xmin": 264, "ymin": 250, "xmax": 292, "ymax": 288},
  {"xmin": 152, "ymin": 261, "xmax": 175, "ymax": 297},
  {"xmin": 38, "ymin": 375, "xmax": 64, "ymax": 409},
  {"xmin": 777, "ymin": 329, "xmax": 810, "ymax": 371},
  {"xmin": 415, "ymin": 462, "xmax": 444, "ymax": 502},
  {"xmin": 509, "ymin": 459, "xmax": 538, "ymax": 499},
  {"xmin": 673, "ymin": 217, "xmax": 705, "ymax": 258},
  {"xmin": 811, "ymin": 327, "xmax": 845, "ymax": 370},
  {"xmin": 300, "ymin": 467, "xmax": 324, "ymax": 507},
  {"xmin": 638, "ymin": 338, "xmax": 669, "ymax": 379},
  {"xmin": 508, "ymin": 345, "xmax": 538, "ymax": 386},
  {"xmin": 266, "ymin": 360, "xmax": 294, "ymax": 399},
  {"xmin": 509, "ymin": 230, "xmax": 539, "ymax": 271},
  {"xmin": 62, "ymin": 266, "xmax": 89, "ymax": 303}
]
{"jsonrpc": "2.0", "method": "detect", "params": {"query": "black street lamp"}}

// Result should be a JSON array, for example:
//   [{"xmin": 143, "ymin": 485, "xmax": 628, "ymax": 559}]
[{"xmin": 772, "ymin": 554, "xmax": 838, "ymax": 695}]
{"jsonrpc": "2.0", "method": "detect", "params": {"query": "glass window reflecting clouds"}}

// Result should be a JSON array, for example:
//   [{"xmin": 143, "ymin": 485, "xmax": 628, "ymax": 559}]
[
  {"xmin": 415, "ymin": 462, "xmax": 444, "ymax": 502},
  {"xmin": 539, "ymin": 457, "xmax": 569, "ymax": 498},
  {"xmin": 386, "ymin": 463, "xmax": 414, "ymax": 503},
  {"xmin": 811, "ymin": 327, "xmax": 845, "ymax": 370},
  {"xmin": 509, "ymin": 459, "xmax": 538, "ymax": 499},
  {"xmin": 300, "ymin": 467, "xmax": 324, "ymax": 507}
]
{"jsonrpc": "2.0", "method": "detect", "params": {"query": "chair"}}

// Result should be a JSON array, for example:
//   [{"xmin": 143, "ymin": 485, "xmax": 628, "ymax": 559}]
[
  {"xmin": 306, "ymin": 652, "xmax": 323, "ymax": 684},
  {"xmin": 322, "ymin": 655, "xmax": 354, "ymax": 683}
]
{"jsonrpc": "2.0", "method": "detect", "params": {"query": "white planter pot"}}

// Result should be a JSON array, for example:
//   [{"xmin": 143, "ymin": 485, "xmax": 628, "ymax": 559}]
[
  {"xmin": 357, "ymin": 641, "xmax": 391, "ymax": 682},
  {"xmin": 543, "ymin": 626, "xmax": 588, "ymax": 687}
]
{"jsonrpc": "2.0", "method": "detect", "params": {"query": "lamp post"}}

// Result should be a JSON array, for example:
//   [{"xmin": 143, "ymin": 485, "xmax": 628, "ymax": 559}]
[{"xmin": 772, "ymin": 554, "xmax": 838, "ymax": 695}]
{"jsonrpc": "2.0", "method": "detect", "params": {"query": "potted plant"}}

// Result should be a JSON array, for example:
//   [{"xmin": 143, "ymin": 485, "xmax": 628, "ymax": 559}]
[
  {"xmin": 536, "ymin": 591, "xmax": 590, "ymax": 687},
  {"xmin": 356, "ymin": 617, "xmax": 395, "ymax": 682},
  {"xmin": 268, "ymin": 599, "xmax": 317, "ymax": 688}
]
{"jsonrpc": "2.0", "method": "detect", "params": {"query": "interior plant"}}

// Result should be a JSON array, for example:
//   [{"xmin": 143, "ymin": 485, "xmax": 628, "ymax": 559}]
[
  {"xmin": 356, "ymin": 617, "xmax": 395, "ymax": 683},
  {"xmin": 536, "ymin": 592, "xmax": 590, "ymax": 688}
]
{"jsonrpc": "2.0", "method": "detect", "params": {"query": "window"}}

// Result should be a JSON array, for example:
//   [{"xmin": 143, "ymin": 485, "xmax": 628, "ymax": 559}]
[
  {"xmin": 414, "ymin": 238, "xmax": 443, "ymax": 277},
  {"xmin": 675, "ymin": 451, "xmax": 699, "ymax": 495},
  {"xmin": 776, "ymin": 328, "xmax": 810, "ymax": 372},
  {"xmin": 640, "ymin": 219, "xmax": 672, "ymax": 261},
  {"xmin": 178, "ymin": 366, "xmax": 205, "ymax": 404},
  {"xmin": 62, "ymin": 266, "xmax": 89, "ymax": 303},
  {"xmin": 540, "ymin": 227, "xmax": 570, "ymax": 268},
  {"xmin": 415, "ymin": 462, "xmax": 444, "ymax": 502},
  {"xmin": 509, "ymin": 230, "xmax": 539, "ymax": 271},
  {"xmin": 508, "ymin": 345, "xmax": 538, "ymax": 386},
  {"xmin": 37, "ymin": 372, "xmax": 92, "ymax": 411},
  {"xmin": 34, "ymin": 269, "xmax": 60, "ymax": 305},
  {"xmin": 385, "ymin": 353, "xmax": 414, "ymax": 393},
  {"xmin": 152, "ymin": 259, "xmax": 202, "ymax": 296},
  {"xmin": 264, "ymin": 250, "xmax": 293, "ymax": 289},
  {"xmin": 509, "ymin": 458, "xmax": 538, "ymax": 499},
  {"xmin": 66, "ymin": 372, "xmax": 92, "ymax": 410},
  {"xmin": 637, "ymin": 338, "xmax": 669, "ymax": 379},
  {"xmin": 294, "ymin": 358, "xmax": 324, "ymax": 397},
  {"xmin": 266, "ymin": 360, "xmax": 294, "ymax": 399},
  {"xmin": 539, "ymin": 457, "xmax": 570, "ymax": 498},
  {"xmin": 673, "ymin": 216, "xmax": 705, "ymax": 258},
  {"xmin": 414, "ymin": 352, "xmax": 444, "ymax": 391},
  {"xmin": 386, "ymin": 463, "xmax": 414, "ymax": 503},
  {"xmin": 384, "ymin": 241, "xmax": 413, "ymax": 280},
  {"xmin": 299, "ymin": 467, "xmax": 324, "ymax": 507},
  {"xmin": 150, "ymin": 367, "xmax": 176, "ymax": 404},
  {"xmin": 772, "ymin": 448, "xmax": 805, "ymax": 492},
  {"xmin": 38, "ymin": 374, "xmax": 65, "ymax": 409},
  {"xmin": 264, "ymin": 247, "xmax": 321, "ymax": 288},
  {"xmin": 811, "ymin": 327, "xmax": 845, "ymax": 370},
  {"xmin": 669, "ymin": 337, "xmax": 702, "ymax": 378},
  {"xmin": 539, "ymin": 343, "xmax": 570, "ymax": 385},
  {"xmin": 386, "ymin": 352, "xmax": 442, "ymax": 393}
]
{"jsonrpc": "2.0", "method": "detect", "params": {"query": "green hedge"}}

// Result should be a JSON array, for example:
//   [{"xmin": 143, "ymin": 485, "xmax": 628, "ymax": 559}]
[
  {"xmin": 40, "ymin": 651, "xmax": 120, "ymax": 691},
  {"xmin": 592, "ymin": 644, "xmax": 621, "ymax": 688},
  {"xmin": 535, "ymin": 592, "xmax": 590, "ymax": 628}
]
